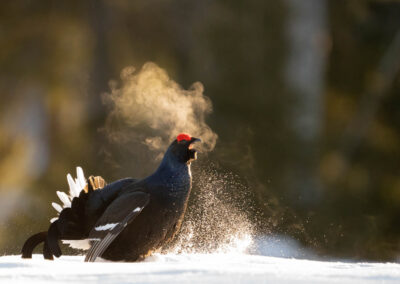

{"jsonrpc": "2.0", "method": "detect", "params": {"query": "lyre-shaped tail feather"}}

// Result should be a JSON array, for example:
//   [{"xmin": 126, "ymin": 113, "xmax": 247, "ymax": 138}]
[{"xmin": 21, "ymin": 232, "xmax": 47, "ymax": 259}]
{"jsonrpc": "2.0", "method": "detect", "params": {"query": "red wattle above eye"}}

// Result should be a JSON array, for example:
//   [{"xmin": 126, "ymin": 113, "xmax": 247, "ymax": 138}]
[{"xmin": 177, "ymin": 133, "xmax": 191, "ymax": 142}]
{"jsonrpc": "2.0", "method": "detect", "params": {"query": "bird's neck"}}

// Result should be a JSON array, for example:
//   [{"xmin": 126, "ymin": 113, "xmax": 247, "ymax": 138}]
[{"xmin": 152, "ymin": 158, "xmax": 191, "ymax": 192}]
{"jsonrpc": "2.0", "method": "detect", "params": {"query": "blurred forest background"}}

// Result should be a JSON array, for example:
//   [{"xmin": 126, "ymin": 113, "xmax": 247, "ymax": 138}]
[{"xmin": 0, "ymin": 0, "xmax": 400, "ymax": 261}]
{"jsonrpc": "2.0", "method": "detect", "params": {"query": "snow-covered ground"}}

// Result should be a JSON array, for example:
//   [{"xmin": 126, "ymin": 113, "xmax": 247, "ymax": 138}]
[
  {"xmin": 2, "ymin": 235, "xmax": 398, "ymax": 283},
  {"xmin": 0, "ymin": 253, "xmax": 399, "ymax": 284}
]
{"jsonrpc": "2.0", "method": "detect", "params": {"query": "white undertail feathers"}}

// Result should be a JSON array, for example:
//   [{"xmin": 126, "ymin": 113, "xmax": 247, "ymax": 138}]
[
  {"xmin": 50, "ymin": 167, "xmax": 91, "ymax": 250},
  {"xmin": 50, "ymin": 166, "xmax": 87, "ymax": 223}
]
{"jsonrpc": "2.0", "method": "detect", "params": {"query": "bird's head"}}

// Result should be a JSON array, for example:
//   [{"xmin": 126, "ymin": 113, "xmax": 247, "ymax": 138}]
[{"xmin": 166, "ymin": 133, "xmax": 201, "ymax": 165}]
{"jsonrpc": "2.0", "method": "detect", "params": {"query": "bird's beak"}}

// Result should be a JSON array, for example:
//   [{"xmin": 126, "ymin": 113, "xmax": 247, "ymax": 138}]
[
  {"xmin": 188, "ymin": 137, "xmax": 200, "ymax": 162},
  {"xmin": 188, "ymin": 137, "xmax": 201, "ymax": 150},
  {"xmin": 190, "ymin": 137, "xmax": 201, "ymax": 144}
]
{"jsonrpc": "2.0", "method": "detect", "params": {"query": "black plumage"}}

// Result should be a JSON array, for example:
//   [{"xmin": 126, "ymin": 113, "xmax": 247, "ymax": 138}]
[{"xmin": 22, "ymin": 134, "xmax": 200, "ymax": 262}]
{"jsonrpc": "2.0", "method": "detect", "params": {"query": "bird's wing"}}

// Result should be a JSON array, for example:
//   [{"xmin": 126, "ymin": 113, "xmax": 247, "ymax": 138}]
[{"xmin": 84, "ymin": 191, "xmax": 150, "ymax": 262}]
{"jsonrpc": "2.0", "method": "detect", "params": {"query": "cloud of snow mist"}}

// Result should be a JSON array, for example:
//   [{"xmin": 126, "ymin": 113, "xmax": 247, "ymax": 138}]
[{"xmin": 103, "ymin": 62, "xmax": 217, "ymax": 155}]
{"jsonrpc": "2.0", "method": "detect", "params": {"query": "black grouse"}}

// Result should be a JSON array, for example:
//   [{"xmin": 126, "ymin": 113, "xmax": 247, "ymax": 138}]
[{"xmin": 22, "ymin": 133, "xmax": 200, "ymax": 262}]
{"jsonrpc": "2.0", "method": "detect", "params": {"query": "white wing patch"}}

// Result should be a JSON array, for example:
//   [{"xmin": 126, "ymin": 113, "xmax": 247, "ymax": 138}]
[
  {"xmin": 133, "ymin": 207, "xmax": 141, "ymax": 213},
  {"xmin": 95, "ymin": 223, "xmax": 119, "ymax": 231},
  {"xmin": 62, "ymin": 239, "xmax": 91, "ymax": 250},
  {"xmin": 50, "ymin": 166, "xmax": 87, "ymax": 223},
  {"xmin": 62, "ymin": 237, "xmax": 102, "ymax": 250}
]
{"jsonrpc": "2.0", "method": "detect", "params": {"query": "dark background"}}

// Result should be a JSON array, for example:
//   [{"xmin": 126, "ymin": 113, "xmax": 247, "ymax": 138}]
[{"xmin": 0, "ymin": 0, "xmax": 399, "ymax": 261}]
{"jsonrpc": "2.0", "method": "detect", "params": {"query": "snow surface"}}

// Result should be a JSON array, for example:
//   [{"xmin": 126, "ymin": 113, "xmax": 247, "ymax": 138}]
[{"xmin": 0, "ymin": 253, "xmax": 399, "ymax": 284}]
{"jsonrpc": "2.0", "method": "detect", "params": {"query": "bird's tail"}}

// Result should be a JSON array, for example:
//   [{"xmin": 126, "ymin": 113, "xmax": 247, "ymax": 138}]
[
  {"xmin": 21, "ymin": 168, "xmax": 106, "ymax": 260},
  {"xmin": 46, "ymin": 222, "xmax": 62, "ymax": 258},
  {"xmin": 21, "ymin": 220, "xmax": 76, "ymax": 260},
  {"xmin": 21, "ymin": 231, "xmax": 54, "ymax": 260},
  {"xmin": 21, "ymin": 191, "xmax": 92, "ymax": 260}
]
